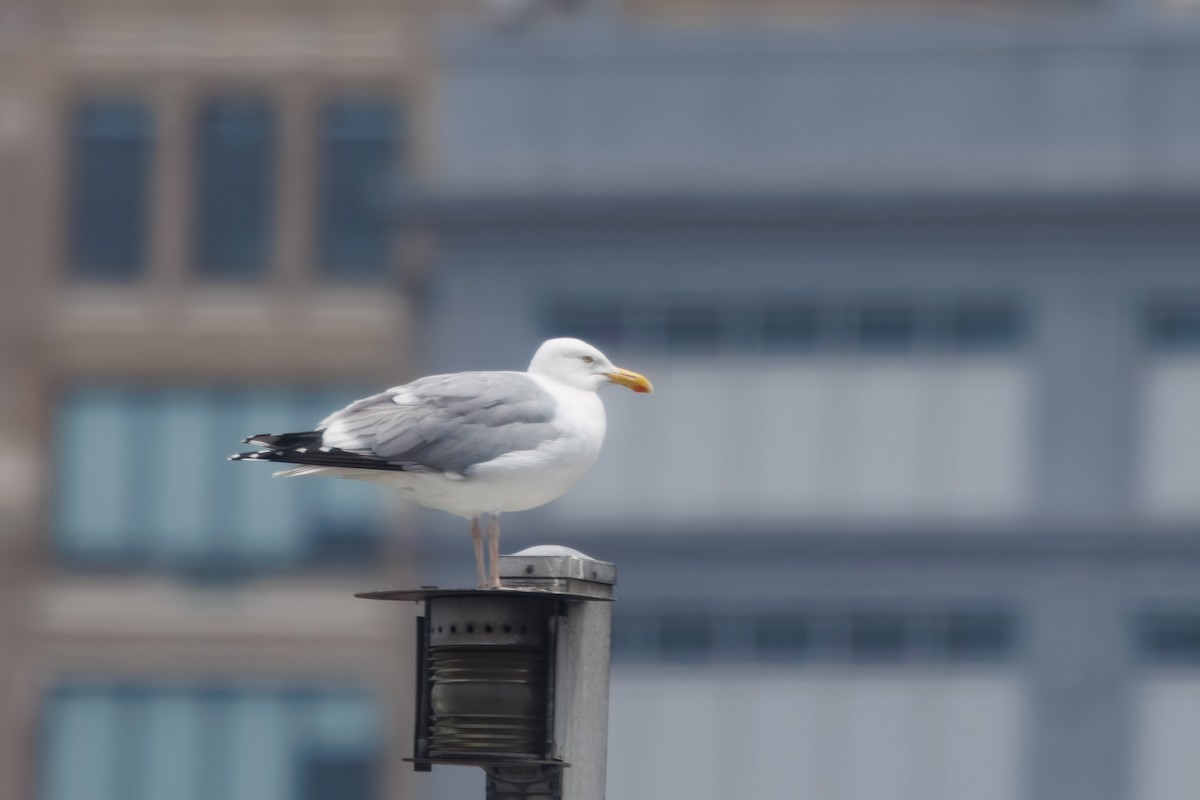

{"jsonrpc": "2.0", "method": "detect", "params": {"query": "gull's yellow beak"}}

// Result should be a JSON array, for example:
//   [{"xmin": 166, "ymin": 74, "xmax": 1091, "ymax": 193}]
[{"xmin": 605, "ymin": 367, "xmax": 654, "ymax": 394}]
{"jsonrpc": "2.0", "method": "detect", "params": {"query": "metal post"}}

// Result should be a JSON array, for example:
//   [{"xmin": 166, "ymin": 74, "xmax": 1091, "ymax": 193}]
[
  {"xmin": 356, "ymin": 544, "xmax": 616, "ymax": 800},
  {"xmin": 499, "ymin": 546, "xmax": 615, "ymax": 800}
]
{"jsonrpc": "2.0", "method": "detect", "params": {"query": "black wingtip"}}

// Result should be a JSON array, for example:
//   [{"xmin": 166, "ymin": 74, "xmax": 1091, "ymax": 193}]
[
  {"xmin": 229, "ymin": 451, "xmax": 271, "ymax": 462},
  {"xmin": 228, "ymin": 445, "xmax": 408, "ymax": 472},
  {"xmin": 242, "ymin": 433, "xmax": 281, "ymax": 445},
  {"xmin": 241, "ymin": 431, "xmax": 323, "ymax": 450}
]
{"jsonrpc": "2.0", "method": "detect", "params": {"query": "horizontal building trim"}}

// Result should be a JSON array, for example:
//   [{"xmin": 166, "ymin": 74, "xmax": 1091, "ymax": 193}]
[
  {"xmin": 444, "ymin": 19, "xmax": 1200, "ymax": 63},
  {"xmin": 397, "ymin": 189, "xmax": 1200, "ymax": 241},
  {"xmin": 419, "ymin": 527, "xmax": 1200, "ymax": 566}
]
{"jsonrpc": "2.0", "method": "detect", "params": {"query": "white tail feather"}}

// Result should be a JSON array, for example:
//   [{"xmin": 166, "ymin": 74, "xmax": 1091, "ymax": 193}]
[{"xmin": 273, "ymin": 465, "xmax": 330, "ymax": 478}]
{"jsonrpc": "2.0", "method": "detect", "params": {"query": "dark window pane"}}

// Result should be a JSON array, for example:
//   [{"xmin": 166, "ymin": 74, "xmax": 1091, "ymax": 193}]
[
  {"xmin": 1146, "ymin": 302, "xmax": 1200, "ymax": 351},
  {"xmin": 68, "ymin": 100, "xmax": 153, "ymax": 280},
  {"xmin": 611, "ymin": 612, "xmax": 656, "ymax": 661},
  {"xmin": 752, "ymin": 615, "xmax": 811, "ymax": 662},
  {"xmin": 318, "ymin": 100, "xmax": 401, "ymax": 281},
  {"xmin": 1140, "ymin": 613, "xmax": 1200, "ymax": 664},
  {"xmin": 194, "ymin": 98, "xmax": 275, "ymax": 279},
  {"xmin": 545, "ymin": 302, "xmax": 624, "ymax": 350},
  {"xmin": 946, "ymin": 303, "xmax": 1022, "ymax": 352},
  {"xmin": 302, "ymin": 755, "xmax": 380, "ymax": 800},
  {"xmin": 848, "ymin": 612, "xmax": 908, "ymax": 662},
  {"xmin": 940, "ymin": 612, "xmax": 1015, "ymax": 662},
  {"xmin": 664, "ymin": 307, "xmax": 721, "ymax": 354},
  {"xmin": 856, "ymin": 306, "xmax": 918, "ymax": 352},
  {"xmin": 307, "ymin": 523, "xmax": 383, "ymax": 565},
  {"xmin": 658, "ymin": 614, "xmax": 712, "ymax": 662},
  {"xmin": 762, "ymin": 306, "xmax": 821, "ymax": 353}
]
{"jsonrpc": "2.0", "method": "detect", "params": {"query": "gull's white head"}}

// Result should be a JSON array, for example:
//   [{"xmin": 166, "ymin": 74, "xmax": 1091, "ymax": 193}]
[{"xmin": 527, "ymin": 338, "xmax": 654, "ymax": 394}]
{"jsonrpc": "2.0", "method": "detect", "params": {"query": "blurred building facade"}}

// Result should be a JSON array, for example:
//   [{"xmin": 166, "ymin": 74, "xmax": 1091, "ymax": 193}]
[
  {"xmin": 411, "ymin": 4, "xmax": 1200, "ymax": 800},
  {"xmin": 5, "ymin": 1, "xmax": 1200, "ymax": 800},
  {"xmin": 0, "ymin": 0, "xmax": 471, "ymax": 798}
]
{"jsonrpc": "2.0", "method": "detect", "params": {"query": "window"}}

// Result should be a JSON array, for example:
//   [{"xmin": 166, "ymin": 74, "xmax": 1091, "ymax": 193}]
[
  {"xmin": 1138, "ymin": 612, "xmax": 1200, "ymax": 664},
  {"xmin": 663, "ymin": 306, "xmax": 722, "ymax": 354},
  {"xmin": 543, "ymin": 297, "xmax": 1026, "ymax": 356},
  {"xmin": 613, "ymin": 605, "xmax": 1018, "ymax": 665},
  {"xmin": 761, "ymin": 305, "xmax": 822, "ymax": 353},
  {"xmin": 194, "ymin": 98, "xmax": 276, "ymax": 280},
  {"xmin": 40, "ymin": 683, "xmax": 380, "ymax": 800},
  {"xmin": 68, "ymin": 99, "xmax": 153, "ymax": 280},
  {"xmin": 317, "ymin": 99, "xmax": 402, "ymax": 281},
  {"xmin": 544, "ymin": 301, "xmax": 626, "ymax": 350},
  {"xmin": 938, "ymin": 610, "xmax": 1016, "ymax": 662},
  {"xmin": 855, "ymin": 305, "xmax": 919, "ymax": 353},
  {"xmin": 847, "ymin": 612, "xmax": 909, "ymax": 662},
  {"xmin": 54, "ymin": 386, "xmax": 385, "ymax": 572},
  {"xmin": 657, "ymin": 613, "xmax": 713, "ymax": 662},
  {"xmin": 751, "ymin": 614, "xmax": 812, "ymax": 662},
  {"xmin": 1139, "ymin": 298, "xmax": 1200, "ymax": 519},
  {"xmin": 1145, "ymin": 300, "xmax": 1200, "ymax": 352},
  {"xmin": 943, "ymin": 302, "xmax": 1023, "ymax": 352}
]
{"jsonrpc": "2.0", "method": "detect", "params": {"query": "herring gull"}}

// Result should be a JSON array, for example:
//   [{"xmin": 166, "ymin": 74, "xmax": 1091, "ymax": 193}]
[{"xmin": 229, "ymin": 338, "xmax": 652, "ymax": 588}]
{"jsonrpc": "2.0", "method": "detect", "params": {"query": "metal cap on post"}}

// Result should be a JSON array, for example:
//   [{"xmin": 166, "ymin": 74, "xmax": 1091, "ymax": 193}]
[
  {"xmin": 498, "ymin": 545, "xmax": 616, "ymax": 600},
  {"xmin": 356, "ymin": 545, "xmax": 616, "ymax": 800}
]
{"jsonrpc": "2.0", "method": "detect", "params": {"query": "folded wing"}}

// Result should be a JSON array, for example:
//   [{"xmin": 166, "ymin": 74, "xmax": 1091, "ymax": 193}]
[{"xmin": 231, "ymin": 371, "xmax": 560, "ymax": 475}]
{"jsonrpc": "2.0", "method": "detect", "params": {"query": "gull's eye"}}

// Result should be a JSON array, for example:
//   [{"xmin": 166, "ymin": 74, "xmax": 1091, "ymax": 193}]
[{"xmin": 581, "ymin": 355, "xmax": 594, "ymax": 364}]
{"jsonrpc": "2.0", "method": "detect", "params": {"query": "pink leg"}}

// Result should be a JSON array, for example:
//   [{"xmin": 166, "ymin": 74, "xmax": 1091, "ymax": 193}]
[
  {"xmin": 487, "ymin": 514, "xmax": 502, "ymax": 589},
  {"xmin": 471, "ymin": 517, "xmax": 486, "ymax": 589}
]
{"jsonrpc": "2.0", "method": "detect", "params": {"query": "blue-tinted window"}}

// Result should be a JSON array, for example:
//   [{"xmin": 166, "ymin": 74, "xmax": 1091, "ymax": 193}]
[
  {"xmin": 847, "ymin": 612, "xmax": 909, "ymax": 662},
  {"xmin": 318, "ymin": 100, "xmax": 401, "ymax": 281},
  {"xmin": 1139, "ymin": 612, "xmax": 1200, "ymax": 664},
  {"xmin": 54, "ymin": 386, "xmax": 385, "ymax": 572},
  {"xmin": 544, "ymin": 297, "xmax": 1025, "ymax": 357},
  {"xmin": 936, "ymin": 611, "xmax": 1016, "ymax": 662},
  {"xmin": 657, "ymin": 613, "xmax": 713, "ymax": 662},
  {"xmin": 40, "ymin": 683, "xmax": 381, "ymax": 800},
  {"xmin": 1145, "ymin": 301, "xmax": 1200, "ymax": 351},
  {"xmin": 194, "ymin": 98, "xmax": 276, "ymax": 279},
  {"xmin": 752, "ymin": 614, "xmax": 812, "ymax": 661},
  {"xmin": 302, "ymin": 755, "xmax": 379, "ymax": 800},
  {"xmin": 762, "ymin": 305, "xmax": 822, "ymax": 353},
  {"xmin": 68, "ymin": 100, "xmax": 153, "ymax": 280},
  {"xmin": 612, "ymin": 606, "xmax": 1016, "ymax": 665},
  {"xmin": 855, "ymin": 305, "xmax": 919, "ymax": 353},
  {"xmin": 663, "ymin": 307, "xmax": 722, "ymax": 354},
  {"xmin": 944, "ymin": 302, "xmax": 1023, "ymax": 352},
  {"xmin": 609, "ymin": 611, "xmax": 658, "ymax": 662},
  {"xmin": 544, "ymin": 301, "xmax": 625, "ymax": 350}
]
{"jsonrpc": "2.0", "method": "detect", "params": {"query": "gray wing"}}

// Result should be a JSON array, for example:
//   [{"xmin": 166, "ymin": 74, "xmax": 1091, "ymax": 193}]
[{"xmin": 317, "ymin": 371, "xmax": 560, "ymax": 475}]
